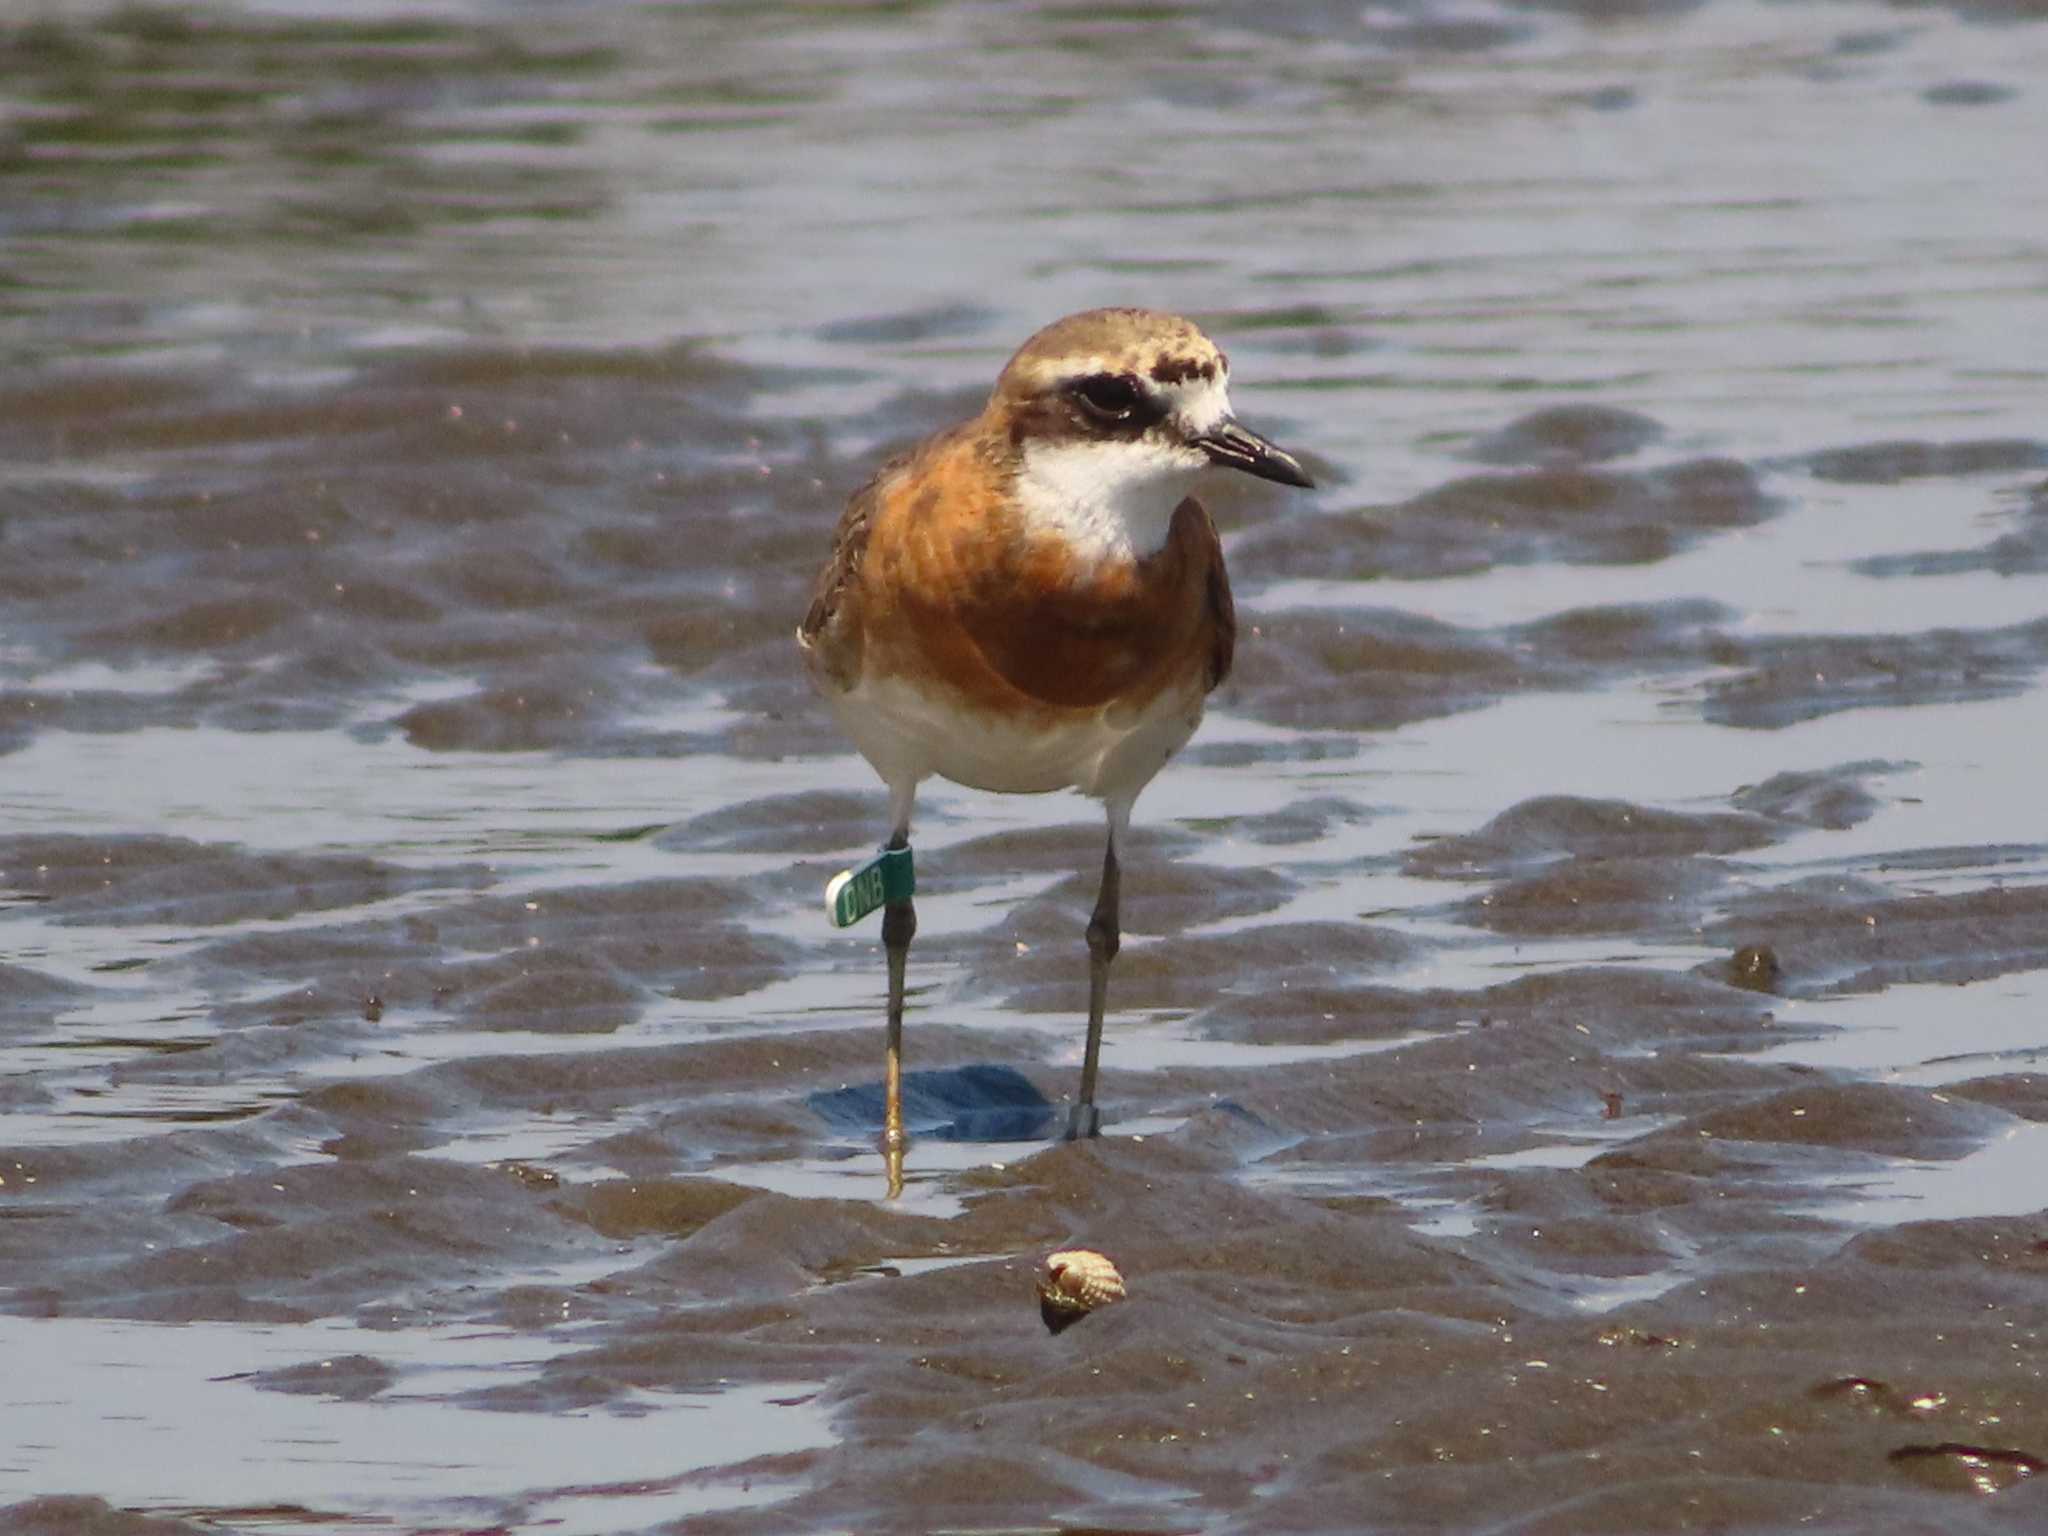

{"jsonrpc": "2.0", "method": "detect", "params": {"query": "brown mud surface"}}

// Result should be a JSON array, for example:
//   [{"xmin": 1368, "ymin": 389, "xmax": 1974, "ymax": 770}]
[{"xmin": 3, "ymin": 2, "xmax": 2047, "ymax": 1532}]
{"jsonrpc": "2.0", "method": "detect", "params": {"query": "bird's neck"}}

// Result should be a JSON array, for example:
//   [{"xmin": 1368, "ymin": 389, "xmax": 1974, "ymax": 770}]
[{"xmin": 1010, "ymin": 439, "xmax": 1200, "ymax": 566}]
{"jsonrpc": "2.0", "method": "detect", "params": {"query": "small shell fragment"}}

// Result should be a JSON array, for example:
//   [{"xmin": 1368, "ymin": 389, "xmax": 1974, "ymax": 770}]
[{"xmin": 1037, "ymin": 1248, "xmax": 1126, "ymax": 1335}]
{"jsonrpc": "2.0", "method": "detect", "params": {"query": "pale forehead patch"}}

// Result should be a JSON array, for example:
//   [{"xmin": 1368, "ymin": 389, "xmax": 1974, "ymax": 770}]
[{"xmin": 1160, "ymin": 373, "xmax": 1232, "ymax": 435}]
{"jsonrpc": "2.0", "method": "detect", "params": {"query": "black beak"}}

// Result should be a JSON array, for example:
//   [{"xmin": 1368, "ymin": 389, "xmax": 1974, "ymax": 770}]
[{"xmin": 1192, "ymin": 419, "xmax": 1315, "ymax": 489}]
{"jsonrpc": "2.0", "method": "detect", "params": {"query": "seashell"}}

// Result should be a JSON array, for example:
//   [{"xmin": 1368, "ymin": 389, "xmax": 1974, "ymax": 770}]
[{"xmin": 1036, "ymin": 1248, "xmax": 1126, "ymax": 1334}]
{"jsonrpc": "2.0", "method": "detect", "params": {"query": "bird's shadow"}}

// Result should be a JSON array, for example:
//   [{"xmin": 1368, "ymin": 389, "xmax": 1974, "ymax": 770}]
[{"xmin": 808, "ymin": 1063, "xmax": 1056, "ymax": 1143}]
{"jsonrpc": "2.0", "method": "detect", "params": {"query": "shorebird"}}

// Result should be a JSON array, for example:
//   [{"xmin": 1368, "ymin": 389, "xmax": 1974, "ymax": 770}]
[{"xmin": 797, "ymin": 307, "xmax": 1312, "ymax": 1163}]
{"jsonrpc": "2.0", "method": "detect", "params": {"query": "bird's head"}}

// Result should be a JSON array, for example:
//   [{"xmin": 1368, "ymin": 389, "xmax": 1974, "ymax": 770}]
[{"xmin": 986, "ymin": 308, "xmax": 1313, "ymax": 560}]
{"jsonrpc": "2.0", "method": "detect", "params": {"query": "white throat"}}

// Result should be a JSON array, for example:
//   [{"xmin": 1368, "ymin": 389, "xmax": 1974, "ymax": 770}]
[
  {"xmin": 1010, "ymin": 375, "xmax": 1232, "ymax": 564},
  {"xmin": 1013, "ymin": 438, "xmax": 1205, "ymax": 564}
]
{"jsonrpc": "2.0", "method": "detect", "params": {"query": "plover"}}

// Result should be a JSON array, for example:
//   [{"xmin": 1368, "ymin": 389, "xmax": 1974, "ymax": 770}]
[{"xmin": 798, "ymin": 307, "xmax": 1313, "ymax": 1162}]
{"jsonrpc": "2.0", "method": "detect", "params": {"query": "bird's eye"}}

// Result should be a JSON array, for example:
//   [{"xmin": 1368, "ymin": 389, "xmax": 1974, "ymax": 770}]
[{"xmin": 1070, "ymin": 373, "xmax": 1142, "ymax": 420}]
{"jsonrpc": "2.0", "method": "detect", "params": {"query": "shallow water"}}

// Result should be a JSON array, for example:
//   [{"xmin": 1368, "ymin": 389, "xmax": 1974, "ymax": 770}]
[{"xmin": 3, "ymin": 1, "xmax": 2048, "ymax": 1532}]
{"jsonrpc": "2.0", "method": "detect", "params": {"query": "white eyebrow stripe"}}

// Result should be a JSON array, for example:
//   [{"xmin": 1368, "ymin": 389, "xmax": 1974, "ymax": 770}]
[{"xmin": 1020, "ymin": 356, "xmax": 1120, "ymax": 392}]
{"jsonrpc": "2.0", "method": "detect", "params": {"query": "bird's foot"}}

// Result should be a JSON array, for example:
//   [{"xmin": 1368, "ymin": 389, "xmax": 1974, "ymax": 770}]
[
  {"xmin": 1063, "ymin": 1103, "xmax": 1101, "ymax": 1141},
  {"xmin": 880, "ymin": 1121, "xmax": 909, "ymax": 1201}
]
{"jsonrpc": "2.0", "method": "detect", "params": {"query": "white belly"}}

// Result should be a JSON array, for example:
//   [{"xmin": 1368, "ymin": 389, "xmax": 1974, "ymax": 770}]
[{"xmin": 833, "ymin": 672, "xmax": 1206, "ymax": 803}]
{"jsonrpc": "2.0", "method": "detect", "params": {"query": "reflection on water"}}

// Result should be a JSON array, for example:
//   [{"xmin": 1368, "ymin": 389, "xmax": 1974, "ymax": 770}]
[
  {"xmin": 5, "ymin": 0, "xmax": 2048, "ymax": 1531},
  {"xmin": 1812, "ymin": 1120, "xmax": 2048, "ymax": 1225},
  {"xmin": 0, "ymin": 1313, "xmax": 832, "ymax": 1534}
]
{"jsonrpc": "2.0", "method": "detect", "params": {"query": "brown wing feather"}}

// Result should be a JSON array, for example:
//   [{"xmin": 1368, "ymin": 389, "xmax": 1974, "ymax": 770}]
[
  {"xmin": 797, "ymin": 457, "xmax": 902, "ymax": 693},
  {"xmin": 1190, "ymin": 498, "xmax": 1235, "ymax": 691}
]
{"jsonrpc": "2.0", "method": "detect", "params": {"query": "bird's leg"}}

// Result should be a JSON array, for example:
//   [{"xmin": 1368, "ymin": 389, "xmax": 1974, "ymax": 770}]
[
  {"xmin": 1069, "ymin": 832, "xmax": 1120, "ymax": 1141},
  {"xmin": 867, "ymin": 775, "xmax": 920, "ymax": 1196},
  {"xmin": 877, "ymin": 776, "xmax": 917, "ymax": 1200},
  {"xmin": 881, "ymin": 831, "xmax": 915, "ymax": 1152}
]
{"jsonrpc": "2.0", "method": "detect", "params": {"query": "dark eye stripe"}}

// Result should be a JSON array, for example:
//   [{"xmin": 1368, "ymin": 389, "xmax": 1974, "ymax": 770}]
[{"xmin": 1006, "ymin": 370, "xmax": 1170, "ymax": 450}]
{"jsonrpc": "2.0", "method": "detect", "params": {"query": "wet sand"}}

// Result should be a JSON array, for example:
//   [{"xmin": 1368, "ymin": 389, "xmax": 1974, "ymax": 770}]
[{"xmin": 3, "ymin": 1, "xmax": 2048, "ymax": 1532}]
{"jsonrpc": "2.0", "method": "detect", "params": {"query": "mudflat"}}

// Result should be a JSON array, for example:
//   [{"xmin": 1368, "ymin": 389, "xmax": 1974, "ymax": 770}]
[{"xmin": 2, "ymin": 3, "xmax": 2045, "ymax": 1532}]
